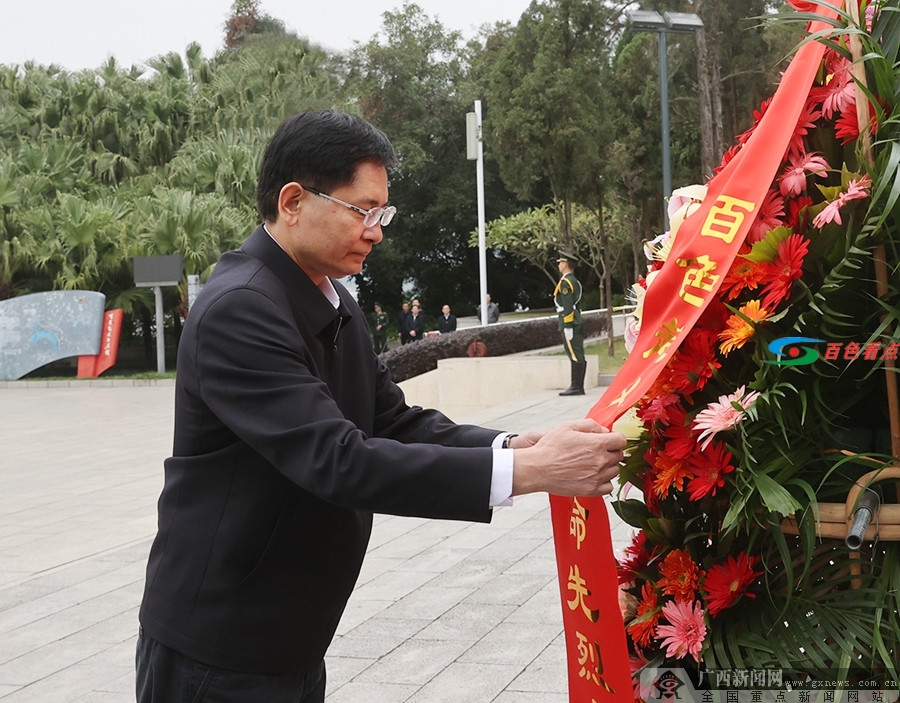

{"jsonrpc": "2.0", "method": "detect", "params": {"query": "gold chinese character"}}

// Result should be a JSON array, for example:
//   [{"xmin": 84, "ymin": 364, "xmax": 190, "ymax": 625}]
[
  {"xmin": 642, "ymin": 318, "xmax": 683, "ymax": 361},
  {"xmin": 610, "ymin": 376, "xmax": 642, "ymax": 408},
  {"xmin": 570, "ymin": 498, "xmax": 589, "ymax": 550},
  {"xmin": 677, "ymin": 255, "xmax": 720, "ymax": 307},
  {"xmin": 567, "ymin": 566, "xmax": 599, "ymax": 622},
  {"xmin": 701, "ymin": 195, "xmax": 756, "ymax": 244},
  {"xmin": 575, "ymin": 631, "xmax": 615, "ymax": 693}
]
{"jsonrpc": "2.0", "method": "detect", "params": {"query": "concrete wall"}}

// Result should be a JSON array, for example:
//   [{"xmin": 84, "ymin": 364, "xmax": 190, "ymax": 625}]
[{"xmin": 398, "ymin": 354, "xmax": 599, "ymax": 418}]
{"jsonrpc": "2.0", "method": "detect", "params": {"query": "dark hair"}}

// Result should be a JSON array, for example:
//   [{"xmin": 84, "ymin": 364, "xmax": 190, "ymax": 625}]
[{"xmin": 256, "ymin": 110, "xmax": 397, "ymax": 222}]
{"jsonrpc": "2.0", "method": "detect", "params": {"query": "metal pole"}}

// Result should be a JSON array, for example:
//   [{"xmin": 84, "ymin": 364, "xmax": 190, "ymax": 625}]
[
  {"xmin": 475, "ymin": 100, "xmax": 489, "ymax": 326},
  {"xmin": 658, "ymin": 30, "xmax": 672, "ymax": 230},
  {"xmin": 154, "ymin": 285, "xmax": 166, "ymax": 373}
]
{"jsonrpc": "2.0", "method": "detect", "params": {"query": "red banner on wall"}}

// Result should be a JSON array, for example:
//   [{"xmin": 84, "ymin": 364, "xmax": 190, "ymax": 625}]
[
  {"xmin": 77, "ymin": 309, "xmax": 124, "ymax": 378},
  {"xmin": 549, "ymin": 3, "xmax": 839, "ymax": 699}
]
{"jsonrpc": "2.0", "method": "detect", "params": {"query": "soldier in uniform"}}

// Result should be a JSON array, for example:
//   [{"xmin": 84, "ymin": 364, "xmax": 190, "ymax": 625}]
[
  {"xmin": 372, "ymin": 302, "xmax": 389, "ymax": 354},
  {"xmin": 554, "ymin": 251, "xmax": 586, "ymax": 396}
]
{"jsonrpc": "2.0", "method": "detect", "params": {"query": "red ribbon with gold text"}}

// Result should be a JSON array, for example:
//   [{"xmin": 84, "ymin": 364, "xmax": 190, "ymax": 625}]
[{"xmin": 549, "ymin": 3, "xmax": 839, "ymax": 699}]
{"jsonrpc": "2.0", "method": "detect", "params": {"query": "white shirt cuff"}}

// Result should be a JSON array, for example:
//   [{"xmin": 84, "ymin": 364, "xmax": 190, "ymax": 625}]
[{"xmin": 489, "ymin": 434, "xmax": 515, "ymax": 507}]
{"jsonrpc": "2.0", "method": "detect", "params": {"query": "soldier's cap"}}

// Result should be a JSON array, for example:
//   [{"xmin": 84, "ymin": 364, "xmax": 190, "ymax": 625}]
[
  {"xmin": 556, "ymin": 250, "xmax": 578, "ymax": 263},
  {"xmin": 374, "ymin": 301, "xmax": 382, "ymax": 307}
]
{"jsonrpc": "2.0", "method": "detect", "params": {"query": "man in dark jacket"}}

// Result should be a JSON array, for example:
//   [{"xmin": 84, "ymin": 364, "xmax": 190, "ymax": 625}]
[
  {"xmin": 438, "ymin": 304, "xmax": 457, "ymax": 333},
  {"xmin": 136, "ymin": 110, "xmax": 625, "ymax": 703},
  {"xmin": 396, "ymin": 301, "xmax": 411, "ymax": 344}
]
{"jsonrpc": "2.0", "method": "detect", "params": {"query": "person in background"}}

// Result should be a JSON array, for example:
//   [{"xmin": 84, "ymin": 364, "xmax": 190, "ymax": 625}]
[
  {"xmin": 478, "ymin": 293, "xmax": 500, "ymax": 324},
  {"xmin": 554, "ymin": 251, "xmax": 586, "ymax": 396},
  {"xmin": 397, "ymin": 301, "xmax": 411, "ymax": 344},
  {"xmin": 135, "ymin": 109, "xmax": 625, "ymax": 703},
  {"xmin": 407, "ymin": 302, "xmax": 425, "ymax": 341},
  {"xmin": 372, "ymin": 302, "xmax": 389, "ymax": 353},
  {"xmin": 437, "ymin": 304, "xmax": 457, "ymax": 333}
]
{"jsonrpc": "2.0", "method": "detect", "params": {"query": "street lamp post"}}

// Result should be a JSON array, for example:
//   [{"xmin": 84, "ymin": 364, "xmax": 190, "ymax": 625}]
[
  {"xmin": 466, "ymin": 101, "xmax": 489, "ymax": 326},
  {"xmin": 625, "ymin": 9, "xmax": 703, "ymax": 229}
]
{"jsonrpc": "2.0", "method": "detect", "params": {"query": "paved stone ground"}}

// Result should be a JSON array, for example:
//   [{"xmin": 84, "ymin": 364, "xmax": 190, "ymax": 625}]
[{"xmin": 0, "ymin": 383, "xmax": 633, "ymax": 702}]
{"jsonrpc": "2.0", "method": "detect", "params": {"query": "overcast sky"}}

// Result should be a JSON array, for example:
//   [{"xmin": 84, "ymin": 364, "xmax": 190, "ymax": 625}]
[{"xmin": 0, "ymin": 0, "xmax": 531, "ymax": 72}]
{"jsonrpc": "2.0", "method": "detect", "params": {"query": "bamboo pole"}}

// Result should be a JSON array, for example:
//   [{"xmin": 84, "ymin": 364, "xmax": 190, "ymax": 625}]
[{"xmin": 847, "ymin": 1, "xmax": 900, "ymax": 458}]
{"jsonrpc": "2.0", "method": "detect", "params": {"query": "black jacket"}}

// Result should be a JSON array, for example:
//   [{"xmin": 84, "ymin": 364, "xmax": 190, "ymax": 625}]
[
  {"xmin": 139, "ymin": 226, "xmax": 497, "ymax": 674},
  {"xmin": 438, "ymin": 314, "xmax": 457, "ymax": 333}
]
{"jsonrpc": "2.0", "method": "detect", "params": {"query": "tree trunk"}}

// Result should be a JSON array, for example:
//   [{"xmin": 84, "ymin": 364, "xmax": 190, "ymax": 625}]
[{"xmin": 694, "ymin": 0, "xmax": 725, "ymax": 179}]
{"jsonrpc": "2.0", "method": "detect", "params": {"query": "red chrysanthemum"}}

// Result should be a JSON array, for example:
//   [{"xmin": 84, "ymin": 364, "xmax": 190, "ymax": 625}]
[
  {"xmin": 760, "ymin": 233, "xmax": 810, "ymax": 310},
  {"xmin": 636, "ymin": 392, "xmax": 681, "ymax": 427},
  {"xmin": 652, "ymin": 450, "xmax": 693, "ymax": 499},
  {"xmin": 703, "ymin": 552, "xmax": 760, "ymax": 616},
  {"xmin": 694, "ymin": 296, "xmax": 731, "ymax": 331},
  {"xmin": 657, "ymin": 549, "xmax": 703, "ymax": 603},
  {"xmin": 627, "ymin": 581, "xmax": 661, "ymax": 648},
  {"xmin": 785, "ymin": 194, "xmax": 814, "ymax": 233},
  {"xmin": 686, "ymin": 441, "xmax": 735, "ymax": 501},
  {"xmin": 667, "ymin": 328, "xmax": 722, "ymax": 396},
  {"xmin": 720, "ymin": 254, "xmax": 768, "ymax": 302},
  {"xmin": 661, "ymin": 404, "xmax": 697, "ymax": 460},
  {"xmin": 618, "ymin": 531, "xmax": 657, "ymax": 585},
  {"xmin": 714, "ymin": 143, "xmax": 741, "ymax": 175}
]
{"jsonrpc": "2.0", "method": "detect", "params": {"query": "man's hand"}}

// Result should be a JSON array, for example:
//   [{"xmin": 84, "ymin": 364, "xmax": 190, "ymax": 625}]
[
  {"xmin": 511, "ymin": 419, "xmax": 626, "ymax": 498},
  {"xmin": 564, "ymin": 327, "xmax": 574, "ymax": 341}
]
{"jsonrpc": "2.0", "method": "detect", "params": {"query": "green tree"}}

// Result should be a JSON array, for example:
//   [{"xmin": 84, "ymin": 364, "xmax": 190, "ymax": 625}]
[
  {"xmin": 345, "ymin": 3, "xmax": 501, "ymax": 313},
  {"xmin": 484, "ymin": 0, "xmax": 615, "ymax": 251}
]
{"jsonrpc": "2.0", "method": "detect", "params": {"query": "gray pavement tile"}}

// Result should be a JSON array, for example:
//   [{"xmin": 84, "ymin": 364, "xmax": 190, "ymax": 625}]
[
  {"xmin": 503, "ymin": 639, "xmax": 568, "ymax": 694},
  {"xmin": 420, "ymin": 559, "xmax": 506, "ymax": 592},
  {"xmin": 391, "ymin": 547, "xmax": 475, "ymax": 574},
  {"xmin": 379, "ymin": 585, "xmax": 474, "ymax": 621},
  {"xmin": 504, "ymin": 581, "xmax": 566, "ymax": 626},
  {"xmin": 328, "ymin": 616, "xmax": 431, "ymax": 659},
  {"xmin": 456, "ymin": 621, "xmax": 562, "ymax": 667},
  {"xmin": 333, "ymin": 596, "xmax": 393, "ymax": 636},
  {"xmin": 0, "ymin": 645, "xmax": 132, "ymax": 703},
  {"xmin": 326, "ymin": 681, "xmax": 418, "ymax": 703},
  {"xmin": 350, "ymin": 638, "xmax": 472, "ymax": 687},
  {"xmin": 404, "ymin": 662, "xmax": 521, "ymax": 703},
  {"xmin": 493, "ymin": 692, "xmax": 569, "ymax": 703},
  {"xmin": 354, "ymin": 555, "xmax": 406, "ymax": 587},
  {"xmin": 350, "ymin": 567, "xmax": 436, "ymax": 603},
  {"xmin": 321, "ymin": 654, "xmax": 375, "ymax": 691},
  {"xmin": 463, "ymin": 572, "xmax": 555, "ymax": 607},
  {"xmin": 413, "ymin": 603, "xmax": 516, "ymax": 642}
]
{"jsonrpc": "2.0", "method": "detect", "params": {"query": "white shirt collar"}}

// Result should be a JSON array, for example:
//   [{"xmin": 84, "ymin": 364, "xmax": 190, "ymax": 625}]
[{"xmin": 263, "ymin": 223, "xmax": 340, "ymax": 310}]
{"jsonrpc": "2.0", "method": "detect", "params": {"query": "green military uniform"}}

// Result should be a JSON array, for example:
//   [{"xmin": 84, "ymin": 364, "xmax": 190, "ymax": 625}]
[
  {"xmin": 554, "ymin": 252, "xmax": 586, "ymax": 396},
  {"xmin": 372, "ymin": 304, "xmax": 389, "ymax": 354}
]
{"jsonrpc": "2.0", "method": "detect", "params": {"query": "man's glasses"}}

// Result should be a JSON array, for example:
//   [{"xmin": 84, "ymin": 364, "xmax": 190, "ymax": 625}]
[{"xmin": 303, "ymin": 186, "xmax": 397, "ymax": 228}]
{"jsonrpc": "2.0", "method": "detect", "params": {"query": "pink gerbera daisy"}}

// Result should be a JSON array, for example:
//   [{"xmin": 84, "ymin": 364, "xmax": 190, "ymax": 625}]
[
  {"xmin": 778, "ymin": 152, "xmax": 830, "ymax": 197},
  {"xmin": 813, "ymin": 175, "xmax": 873, "ymax": 228},
  {"xmin": 656, "ymin": 599, "xmax": 708, "ymax": 662},
  {"xmin": 693, "ymin": 385, "xmax": 760, "ymax": 450},
  {"xmin": 747, "ymin": 188, "xmax": 786, "ymax": 243},
  {"xmin": 820, "ymin": 56, "xmax": 855, "ymax": 120}
]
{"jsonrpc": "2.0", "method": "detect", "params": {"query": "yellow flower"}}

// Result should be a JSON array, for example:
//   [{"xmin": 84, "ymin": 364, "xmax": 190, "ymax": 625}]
[{"xmin": 718, "ymin": 300, "xmax": 771, "ymax": 356}]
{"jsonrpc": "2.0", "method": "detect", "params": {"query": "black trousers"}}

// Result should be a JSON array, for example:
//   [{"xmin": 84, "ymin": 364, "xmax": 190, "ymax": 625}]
[{"xmin": 135, "ymin": 629, "xmax": 326, "ymax": 703}]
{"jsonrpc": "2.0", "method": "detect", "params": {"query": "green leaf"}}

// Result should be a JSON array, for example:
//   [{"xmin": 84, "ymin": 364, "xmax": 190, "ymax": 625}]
[{"xmin": 753, "ymin": 473, "xmax": 803, "ymax": 517}]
